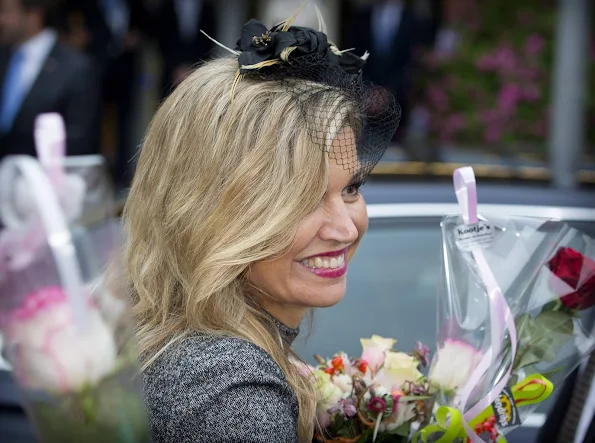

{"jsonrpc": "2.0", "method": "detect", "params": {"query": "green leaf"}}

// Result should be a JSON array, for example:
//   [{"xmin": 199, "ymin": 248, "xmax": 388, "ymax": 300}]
[
  {"xmin": 533, "ymin": 310, "xmax": 575, "ymax": 335},
  {"xmin": 355, "ymin": 429, "xmax": 374, "ymax": 443},
  {"xmin": 513, "ymin": 309, "xmax": 575, "ymax": 371},
  {"xmin": 514, "ymin": 350, "xmax": 542, "ymax": 370},
  {"xmin": 387, "ymin": 422, "xmax": 411, "ymax": 437},
  {"xmin": 540, "ymin": 365, "xmax": 566, "ymax": 378}
]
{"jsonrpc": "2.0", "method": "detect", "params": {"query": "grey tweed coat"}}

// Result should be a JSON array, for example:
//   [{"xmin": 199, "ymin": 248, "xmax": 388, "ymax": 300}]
[{"xmin": 143, "ymin": 318, "xmax": 300, "ymax": 443}]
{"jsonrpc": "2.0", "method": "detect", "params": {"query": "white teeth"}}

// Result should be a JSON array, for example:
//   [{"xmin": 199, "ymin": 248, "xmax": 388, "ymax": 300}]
[{"xmin": 301, "ymin": 253, "xmax": 345, "ymax": 269}]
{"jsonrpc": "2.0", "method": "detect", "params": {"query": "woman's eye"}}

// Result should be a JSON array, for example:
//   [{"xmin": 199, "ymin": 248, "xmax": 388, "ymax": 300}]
[{"xmin": 343, "ymin": 183, "xmax": 363, "ymax": 198}]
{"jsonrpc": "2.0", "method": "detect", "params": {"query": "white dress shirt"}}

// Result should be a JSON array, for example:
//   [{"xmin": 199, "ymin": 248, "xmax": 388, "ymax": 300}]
[
  {"xmin": 174, "ymin": 0, "xmax": 202, "ymax": 42},
  {"xmin": 371, "ymin": 1, "xmax": 404, "ymax": 55},
  {"xmin": 101, "ymin": 0, "xmax": 130, "ymax": 39},
  {"xmin": 14, "ymin": 29, "xmax": 57, "ymax": 110},
  {"xmin": 576, "ymin": 358, "xmax": 595, "ymax": 443}
]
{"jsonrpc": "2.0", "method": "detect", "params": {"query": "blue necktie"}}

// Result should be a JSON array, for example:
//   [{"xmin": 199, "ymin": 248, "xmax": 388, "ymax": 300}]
[{"xmin": 0, "ymin": 49, "xmax": 26, "ymax": 134}]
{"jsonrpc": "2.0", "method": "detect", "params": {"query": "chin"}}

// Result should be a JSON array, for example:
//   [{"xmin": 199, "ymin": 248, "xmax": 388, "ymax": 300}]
[{"xmin": 306, "ymin": 286, "xmax": 346, "ymax": 308}]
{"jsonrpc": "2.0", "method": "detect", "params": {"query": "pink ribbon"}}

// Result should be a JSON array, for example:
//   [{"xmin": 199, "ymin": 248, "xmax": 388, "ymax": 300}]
[
  {"xmin": 34, "ymin": 113, "xmax": 66, "ymax": 190},
  {"xmin": 452, "ymin": 167, "xmax": 517, "ymax": 442}
]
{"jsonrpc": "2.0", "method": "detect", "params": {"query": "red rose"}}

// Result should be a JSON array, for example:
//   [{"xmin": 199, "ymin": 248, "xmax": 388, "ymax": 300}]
[{"xmin": 547, "ymin": 247, "xmax": 595, "ymax": 310}]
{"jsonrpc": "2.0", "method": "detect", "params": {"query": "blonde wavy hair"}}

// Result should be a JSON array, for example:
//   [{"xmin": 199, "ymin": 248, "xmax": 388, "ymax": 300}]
[{"xmin": 123, "ymin": 56, "xmax": 359, "ymax": 442}]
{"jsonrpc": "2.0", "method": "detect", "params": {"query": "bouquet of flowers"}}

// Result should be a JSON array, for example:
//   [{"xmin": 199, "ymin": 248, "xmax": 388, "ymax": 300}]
[
  {"xmin": 0, "ymin": 114, "xmax": 150, "ymax": 442},
  {"xmin": 415, "ymin": 167, "xmax": 595, "ymax": 443},
  {"xmin": 307, "ymin": 336, "xmax": 433, "ymax": 443}
]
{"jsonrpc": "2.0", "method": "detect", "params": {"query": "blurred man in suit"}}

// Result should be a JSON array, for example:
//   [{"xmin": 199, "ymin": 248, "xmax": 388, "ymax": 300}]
[
  {"xmin": 155, "ymin": 0, "xmax": 216, "ymax": 97},
  {"xmin": 64, "ymin": 0, "xmax": 150, "ymax": 186},
  {"xmin": 344, "ymin": 0, "xmax": 426, "ymax": 144},
  {"xmin": 0, "ymin": 0, "xmax": 100, "ymax": 161}
]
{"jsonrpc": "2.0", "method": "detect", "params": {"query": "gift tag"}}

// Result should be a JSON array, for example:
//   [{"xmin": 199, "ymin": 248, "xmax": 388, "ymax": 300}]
[
  {"xmin": 455, "ymin": 221, "xmax": 494, "ymax": 251},
  {"xmin": 492, "ymin": 387, "xmax": 521, "ymax": 428}
]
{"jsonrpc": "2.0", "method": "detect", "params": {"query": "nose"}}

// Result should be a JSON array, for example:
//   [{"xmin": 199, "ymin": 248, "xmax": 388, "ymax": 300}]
[{"xmin": 318, "ymin": 197, "xmax": 359, "ymax": 245}]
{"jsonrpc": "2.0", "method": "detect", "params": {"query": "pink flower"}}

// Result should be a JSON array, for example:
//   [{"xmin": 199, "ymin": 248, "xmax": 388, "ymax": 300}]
[
  {"xmin": 413, "ymin": 342, "xmax": 430, "ymax": 368},
  {"xmin": 2, "ymin": 287, "xmax": 116, "ymax": 394},
  {"xmin": 498, "ymin": 84, "xmax": 520, "ymax": 113},
  {"xmin": 476, "ymin": 44, "xmax": 518, "ymax": 74},
  {"xmin": 367, "ymin": 396, "xmax": 387, "ymax": 413},
  {"xmin": 493, "ymin": 45, "xmax": 517, "ymax": 73},
  {"xmin": 328, "ymin": 398, "xmax": 357, "ymax": 418},
  {"xmin": 360, "ymin": 335, "xmax": 396, "ymax": 374},
  {"xmin": 295, "ymin": 360, "xmax": 316, "ymax": 378},
  {"xmin": 524, "ymin": 34, "xmax": 546, "ymax": 56}
]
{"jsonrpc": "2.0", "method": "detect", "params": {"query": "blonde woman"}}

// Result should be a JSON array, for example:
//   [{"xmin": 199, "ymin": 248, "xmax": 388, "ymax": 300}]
[{"xmin": 123, "ymin": 15, "xmax": 399, "ymax": 443}]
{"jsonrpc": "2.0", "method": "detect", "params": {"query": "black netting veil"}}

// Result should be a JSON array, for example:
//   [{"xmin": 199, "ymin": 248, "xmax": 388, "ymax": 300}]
[{"xmin": 220, "ymin": 16, "xmax": 400, "ymax": 181}]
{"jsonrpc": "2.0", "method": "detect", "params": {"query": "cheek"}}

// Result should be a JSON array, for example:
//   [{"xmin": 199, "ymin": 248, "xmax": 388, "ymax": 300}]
[{"xmin": 246, "ymin": 260, "xmax": 282, "ymax": 296}]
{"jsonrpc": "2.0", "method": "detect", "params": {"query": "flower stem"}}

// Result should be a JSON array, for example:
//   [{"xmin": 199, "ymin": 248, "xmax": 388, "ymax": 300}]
[{"xmin": 80, "ymin": 388, "xmax": 96, "ymax": 425}]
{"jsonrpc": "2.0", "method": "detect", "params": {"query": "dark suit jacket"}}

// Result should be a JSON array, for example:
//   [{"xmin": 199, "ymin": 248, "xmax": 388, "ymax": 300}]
[
  {"xmin": 344, "ymin": 4, "xmax": 422, "ymax": 99},
  {"xmin": 538, "ymin": 367, "xmax": 595, "ymax": 443},
  {"xmin": 66, "ymin": 0, "xmax": 150, "ymax": 76},
  {"xmin": 0, "ymin": 42, "xmax": 100, "ymax": 161},
  {"xmin": 155, "ymin": 0, "xmax": 216, "ymax": 95}
]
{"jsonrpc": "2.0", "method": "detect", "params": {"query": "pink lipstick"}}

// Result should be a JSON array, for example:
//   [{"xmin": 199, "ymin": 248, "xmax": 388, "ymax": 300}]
[{"xmin": 298, "ymin": 248, "xmax": 349, "ymax": 279}]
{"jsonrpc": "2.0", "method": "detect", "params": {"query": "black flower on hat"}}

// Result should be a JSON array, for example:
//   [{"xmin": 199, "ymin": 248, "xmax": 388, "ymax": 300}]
[{"xmin": 234, "ymin": 19, "xmax": 365, "ymax": 77}]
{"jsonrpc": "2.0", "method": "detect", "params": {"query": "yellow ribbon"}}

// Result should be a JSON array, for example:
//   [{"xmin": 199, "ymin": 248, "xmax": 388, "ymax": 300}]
[{"xmin": 413, "ymin": 374, "xmax": 553, "ymax": 443}]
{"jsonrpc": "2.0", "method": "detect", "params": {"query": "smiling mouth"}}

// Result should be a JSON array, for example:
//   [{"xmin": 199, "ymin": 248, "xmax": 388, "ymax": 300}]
[
  {"xmin": 297, "ymin": 248, "xmax": 349, "ymax": 278},
  {"xmin": 300, "ymin": 253, "xmax": 345, "ymax": 270}
]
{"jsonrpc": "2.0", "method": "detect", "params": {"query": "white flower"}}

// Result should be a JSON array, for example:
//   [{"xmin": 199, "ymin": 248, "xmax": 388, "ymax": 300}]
[
  {"xmin": 374, "ymin": 351, "xmax": 423, "ymax": 391},
  {"xmin": 379, "ymin": 399, "xmax": 417, "ymax": 432},
  {"xmin": 429, "ymin": 339, "xmax": 481, "ymax": 392},
  {"xmin": 312, "ymin": 370, "xmax": 344, "ymax": 428},
  {"xmin": 3, "ymin": 286, "xmax": 117, "ymax": 394},
  {"xmin": 333, "ymin": 374, "xmax": 353, "ymax": 395}
]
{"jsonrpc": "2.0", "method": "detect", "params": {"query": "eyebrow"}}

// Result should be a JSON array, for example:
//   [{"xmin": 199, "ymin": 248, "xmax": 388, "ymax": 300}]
[{"xmin": 347, "ymin": 174, "xmax": 364, "ymax": 186}]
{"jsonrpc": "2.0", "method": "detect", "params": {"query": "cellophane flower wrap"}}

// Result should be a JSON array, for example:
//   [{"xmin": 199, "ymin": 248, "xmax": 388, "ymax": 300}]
[
  {"xmin": 308, "ymin": 336, "xmax": 433, "ymax": 443},
  {"xmin": 416, "ymin": 167, "xmax": 595, "ymax": 443},
  {"xmin": 0, "ymin": 114, "xmax": 150, "ymax": 443}
]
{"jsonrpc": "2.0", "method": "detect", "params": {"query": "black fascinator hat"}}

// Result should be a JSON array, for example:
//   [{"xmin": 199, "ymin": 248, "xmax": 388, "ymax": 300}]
[{"xmin": 203, "ymin": 6, "xmax": 400, "ymax": 181}]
